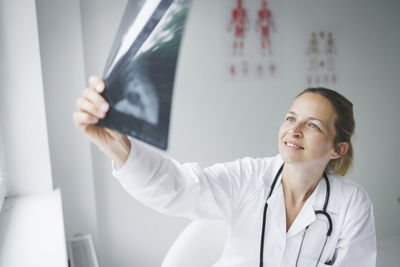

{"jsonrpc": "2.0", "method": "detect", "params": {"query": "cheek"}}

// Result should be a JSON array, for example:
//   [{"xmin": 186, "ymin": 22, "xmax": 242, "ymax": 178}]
[
  {"xmin": 277, "ymin": 124, "xmax": 288, "ymax": 151},
  {"xmin": 312, "ymin": 135, "xmax": 335, "ymax": 153},
  {"xmin": 278, "ymin": 124, "xmax": 286, "ymax": 138}
]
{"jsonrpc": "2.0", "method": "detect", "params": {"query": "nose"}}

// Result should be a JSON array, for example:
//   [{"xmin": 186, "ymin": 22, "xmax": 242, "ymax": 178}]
[{"xmin": 288, "ymin": 125, "xmax": 303, "ymax": 138}]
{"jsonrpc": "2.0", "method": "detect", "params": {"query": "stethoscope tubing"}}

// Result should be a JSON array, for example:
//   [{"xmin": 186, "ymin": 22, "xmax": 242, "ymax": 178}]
[
  {"xmin": 259, "ymin": 164, "xmax": 333, "ymax": 267},
  {"xmin": 259, "ymin": 165, "xmax": 283, "ymax": 267}
]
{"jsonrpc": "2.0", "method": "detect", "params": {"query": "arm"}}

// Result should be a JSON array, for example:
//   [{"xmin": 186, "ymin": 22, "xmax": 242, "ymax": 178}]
[
  {"xmin": 74, "ymin": 76, "xmax": 266, "ymax": 222},
  {"xmin": 113, "ymin": 139, "xmax": 266, "ymax": 222},
  {"xmin": 255, "ymin": 13, "xmax": 260, "ymax": 32},
  {"xmin": 73, "ymin": 76, "xmax": 235, "ymax": 221},
  {"xmin": 227, "ymin": 11, "xmax": 235, "ymax": 31},
  {"xmin": 270, "ymin": 16, "xmax": 276, "ymax": 32}
]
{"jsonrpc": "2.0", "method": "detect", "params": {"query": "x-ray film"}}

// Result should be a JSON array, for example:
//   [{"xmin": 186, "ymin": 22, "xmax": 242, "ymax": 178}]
[{"xmin": 98, "ymin": 0, "xmax": 192, "ymax": 150}]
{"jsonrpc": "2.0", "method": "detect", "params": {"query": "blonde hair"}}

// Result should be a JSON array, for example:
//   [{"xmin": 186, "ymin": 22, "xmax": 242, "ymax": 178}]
[{"xmin": 298, "ymin": 88, "xmax": 355, "ymax": 176}]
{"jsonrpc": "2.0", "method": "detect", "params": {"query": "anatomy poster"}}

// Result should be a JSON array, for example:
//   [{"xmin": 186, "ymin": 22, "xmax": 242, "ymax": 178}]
[
  {"xmin": 224, "ymin": 0, "xmax": 284, "ymax": 80},
  {"xmin": 304, "ymin": 30, "xmax": 339, "ymax": 87}
]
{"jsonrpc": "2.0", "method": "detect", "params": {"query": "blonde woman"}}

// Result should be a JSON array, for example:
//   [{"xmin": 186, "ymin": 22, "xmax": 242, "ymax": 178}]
[{"xmin": 74, "ymin": 76, "xmax": 376, "ymax": 267}]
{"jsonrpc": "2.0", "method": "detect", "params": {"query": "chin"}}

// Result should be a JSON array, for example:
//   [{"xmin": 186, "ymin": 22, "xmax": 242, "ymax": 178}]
[
  {"xmin": 281, "ymin": 153, "xmax": 304, "ymax": 164},
  {"xmin": 279, "ymin": 146, "xmax": 305, "ymax": 164}
]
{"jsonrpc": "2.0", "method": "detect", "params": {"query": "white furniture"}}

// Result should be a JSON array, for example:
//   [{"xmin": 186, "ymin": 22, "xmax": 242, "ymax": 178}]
[
  {"xmin": 163, "ymin": 220, "xmax": 400, "ymax": 267},
  {"xmin": 0, "ymin": 189, "xmax": 68, "ymax": 267},
  {"xmin": 162, "ymin": 220, "xmax": 229, "ymax": 267}
]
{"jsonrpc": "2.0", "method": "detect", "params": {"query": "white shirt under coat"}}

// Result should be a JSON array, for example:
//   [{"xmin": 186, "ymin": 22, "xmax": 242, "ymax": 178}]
[{"xmin": 112, "ymin": 140, "xmax": 376, "ymax": 267}]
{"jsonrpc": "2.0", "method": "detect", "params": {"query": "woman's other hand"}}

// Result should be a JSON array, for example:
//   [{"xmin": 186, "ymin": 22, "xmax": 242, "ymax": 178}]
[{"xmin": 73, "ymin": 75, "xmax": 131, "ymax": 168}]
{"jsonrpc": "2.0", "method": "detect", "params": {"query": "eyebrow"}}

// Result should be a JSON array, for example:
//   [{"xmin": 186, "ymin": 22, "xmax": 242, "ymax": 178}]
[{"xmin": 287, "ymin": 111, "xmax": 327, "ymax": 128}]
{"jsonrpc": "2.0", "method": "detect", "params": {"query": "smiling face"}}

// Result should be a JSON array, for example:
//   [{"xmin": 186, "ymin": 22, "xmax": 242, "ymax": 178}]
[{"xmin": 278, "ymin": 93, "xmax": 339, "ymax": 168}]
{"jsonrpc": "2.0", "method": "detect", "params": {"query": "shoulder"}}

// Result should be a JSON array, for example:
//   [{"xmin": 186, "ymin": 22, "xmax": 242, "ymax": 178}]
[
  {"xmin": 234, "ymin": 154, "xmax": 283, "ymax": 181},
  {"xmin": 328, "ymin": 171, "xmax": 376, "ymax": 246},
  {"xmin": 203, "ymin": 154, "xmax": 282, "ymax": 187},
  {"xmin": 328, "ymin": 170, "xmax": 373, "ymax": 217},
  {"xmin": 227, "ymin": 154, "xmax": 284, "ymax": 189},
  {"xmin": 204, "ymin": 155, "xmax": 277, "ymax": 176}
]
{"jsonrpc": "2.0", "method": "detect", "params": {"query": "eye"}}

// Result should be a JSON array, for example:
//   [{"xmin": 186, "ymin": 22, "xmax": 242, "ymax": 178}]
[
  {"xmin": 286, "ymin": 116, "xmax": 295, "ymax": 122},
  {"xmin": 309, "ymin": 123, "xmax": 320, "ymax": 130}
]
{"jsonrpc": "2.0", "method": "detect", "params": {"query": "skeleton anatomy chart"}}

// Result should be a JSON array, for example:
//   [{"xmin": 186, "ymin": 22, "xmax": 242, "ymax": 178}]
[
  {"xmin": 225, "ymin": 0, "xmax": 284, "ymax": 80},
  {"xmin": 305, "ymin": 30, "xmax": 339, "ymax": 87}
]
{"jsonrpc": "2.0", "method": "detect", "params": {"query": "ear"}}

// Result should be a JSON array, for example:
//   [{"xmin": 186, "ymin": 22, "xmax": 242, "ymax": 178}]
[{"xmin": 330, "ymin": 142, "xmax": 349, "ymax": 159}]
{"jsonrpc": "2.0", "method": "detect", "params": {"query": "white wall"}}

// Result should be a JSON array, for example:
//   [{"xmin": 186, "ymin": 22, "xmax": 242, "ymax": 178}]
[
  {"xmin": 0, "ymin": 0, "xmax": 52, "ymax": 196},
  {"xmin": 79, "ymin": 1, "xmax": 188, "ymax": 266},
  {"xmin": 281, "ymin": 0, "xmax": 400, "ymax": 239},
  {"xmin": 33, "ymin": 0, "xmax": 400, "ymax": 266},
  {"xmin": 35, "ymin": 0, "xmax": 99, "ymax": 247}
]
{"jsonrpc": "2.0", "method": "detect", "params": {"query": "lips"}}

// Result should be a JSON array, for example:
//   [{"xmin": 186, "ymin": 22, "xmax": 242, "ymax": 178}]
[{"xmin": 284, "ymin": 140, "xmax": 304, "ymax": 150}]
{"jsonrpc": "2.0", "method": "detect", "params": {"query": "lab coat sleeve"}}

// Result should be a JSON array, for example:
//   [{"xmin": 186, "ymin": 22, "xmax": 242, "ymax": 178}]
[
  {"xmin": 112, "ymin": 139, "xmax": 266, "ymax": 223},
  {"xmin": 332, "ymin": 201, "xmax": 377, "ymax": 266}
]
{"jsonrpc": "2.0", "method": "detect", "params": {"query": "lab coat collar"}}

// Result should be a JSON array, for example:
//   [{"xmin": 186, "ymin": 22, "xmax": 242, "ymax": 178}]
[
  {"xmin": 287, "ymin": 173, "xmax": 340, "ymax": 238},
  {"xmin": 265, "ymin": 172, "xmax": 317, "ymax": 239},
  {"xmin": 286, "ymin": 183, "xmax": 318, "ymax": 238},
  {"xmin": 265, "ymin": 155, "xmax": 340, "ymax": 238},
  {"xmin": 313, "ymin": 168, "xmax": 340, "ymax": 215},
  {"xmin": 266, "ymin": 175, "xmax": 286, "ymax": 238},
  {"xmin": 266, "ymin": 155, "xmax": 340, "ymax": 215}
]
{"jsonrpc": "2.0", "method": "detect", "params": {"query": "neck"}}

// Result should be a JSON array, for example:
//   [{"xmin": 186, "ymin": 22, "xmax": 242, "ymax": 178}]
[{"xmin": 281, "ymin": 163, "xmax": 324, "ymax": 206}]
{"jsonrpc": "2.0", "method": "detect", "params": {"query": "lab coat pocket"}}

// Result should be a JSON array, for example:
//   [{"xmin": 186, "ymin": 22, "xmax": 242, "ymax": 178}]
[{"xmin": 296, "ymin": 219, "xmax": 331, "ymax": 265}]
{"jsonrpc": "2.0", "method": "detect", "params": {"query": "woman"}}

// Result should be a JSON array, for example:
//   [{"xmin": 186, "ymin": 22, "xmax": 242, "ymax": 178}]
[{"xmin": 74, "ymin": 76, "xmax": 376, "ymax": 266}]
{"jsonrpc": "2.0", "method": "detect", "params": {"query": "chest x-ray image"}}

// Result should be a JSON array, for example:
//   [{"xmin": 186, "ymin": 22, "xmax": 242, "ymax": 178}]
[
  {"xmin": 98, "ymin": 0, "xmax": 192, "ymax": 150},
  {"xmin": 113, "ymin": 67, "xmax": 159, "ymax": 125}
]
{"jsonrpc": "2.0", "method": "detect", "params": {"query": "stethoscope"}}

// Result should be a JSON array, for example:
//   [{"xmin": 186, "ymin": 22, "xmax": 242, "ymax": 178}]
[{"xmin": 259, "ymin": 164, "xmax": 333, "ymax": 267}]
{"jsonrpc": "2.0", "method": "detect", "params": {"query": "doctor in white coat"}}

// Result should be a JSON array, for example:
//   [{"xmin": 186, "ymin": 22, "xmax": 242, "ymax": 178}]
[{"xmin": 74, "ymin": 76, "xmax": 376, "ymax": 267}]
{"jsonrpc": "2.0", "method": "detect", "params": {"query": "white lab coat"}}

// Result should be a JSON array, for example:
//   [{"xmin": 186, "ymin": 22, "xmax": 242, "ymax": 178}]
[{"xmin": 113, "ymin": 140, "xmax": 376, "ymax": 267}]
